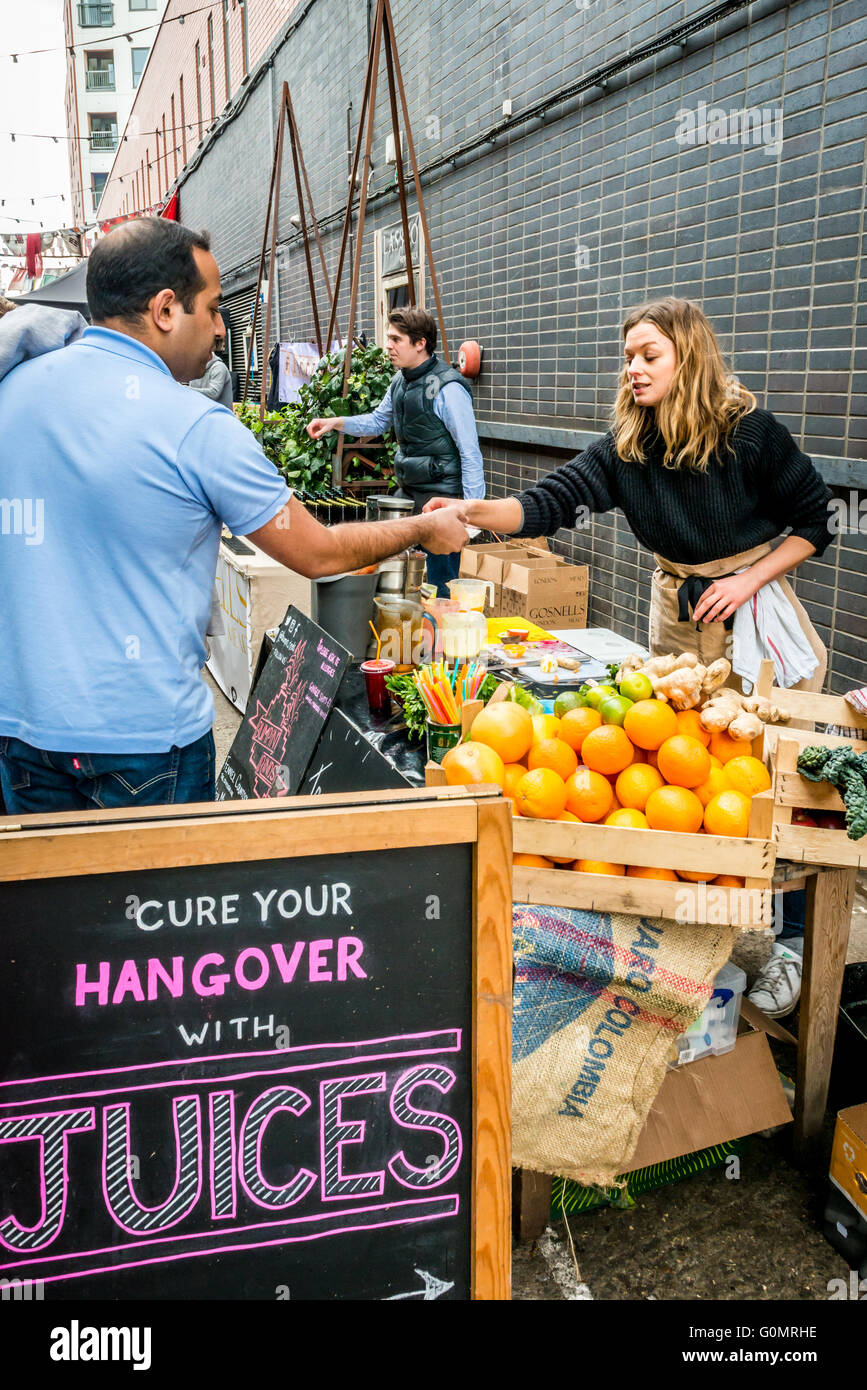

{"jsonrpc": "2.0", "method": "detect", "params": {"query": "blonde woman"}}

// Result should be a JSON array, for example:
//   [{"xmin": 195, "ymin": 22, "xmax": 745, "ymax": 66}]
[{"xmin": 426, "ymin": 297, "xmax": 832, "ymax": 687}]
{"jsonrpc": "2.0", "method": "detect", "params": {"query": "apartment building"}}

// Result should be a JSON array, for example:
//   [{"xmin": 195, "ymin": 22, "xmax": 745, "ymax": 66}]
[
  {"xmin": 64, "ymin": 0, "xmax": 169, "ymax": 225},
  {"xmin": 96, "ymin": 0, "xmax": 289, "ymax": 222}
]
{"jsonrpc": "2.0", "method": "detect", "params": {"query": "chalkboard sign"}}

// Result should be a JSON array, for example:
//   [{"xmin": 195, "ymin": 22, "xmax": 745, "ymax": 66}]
[
  {"xmin": 216, "ymin": 607, "xmax": 350, "ymax": 802},
  {"xmin": 0, "ymin": 789, "xmax": 511, "ymax": 1300}
]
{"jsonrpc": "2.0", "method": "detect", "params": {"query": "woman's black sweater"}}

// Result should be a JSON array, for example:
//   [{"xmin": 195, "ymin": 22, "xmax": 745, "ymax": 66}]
[{"xmin": 515, "ymin": 409, "xmax": 834, "ymax": 562}]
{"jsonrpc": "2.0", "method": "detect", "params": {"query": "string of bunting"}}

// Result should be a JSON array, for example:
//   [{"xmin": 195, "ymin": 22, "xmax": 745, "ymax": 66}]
[{"xmin": 3, "ymin": 0, "xmax": 236, "ymax": 63}]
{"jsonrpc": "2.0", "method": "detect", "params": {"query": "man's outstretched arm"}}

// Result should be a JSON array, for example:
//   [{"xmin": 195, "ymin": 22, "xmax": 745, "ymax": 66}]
[{"xmin": 246, "ymin": 493, "xmax": 468, "ymax": 579}]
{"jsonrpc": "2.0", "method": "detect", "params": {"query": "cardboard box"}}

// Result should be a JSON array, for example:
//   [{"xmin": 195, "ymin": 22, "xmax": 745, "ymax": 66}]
[
  {"xmin": 623, "ymin": 1017, "xmax": 792, "ymax": 1172},
  {"xmin": 498, "ymin": 550, "xmax": 589, "ymax": 629},
  {"xmin": 829, "ymin": 1103, "xmax": 867, "ymax": 1220},
  {"xmin": 459, "ymin": 537, "xmax": 550, "ymax": 590},
  {"xmin": 206, "ymin": 536, "xmax": 312, "ymax": 711}
]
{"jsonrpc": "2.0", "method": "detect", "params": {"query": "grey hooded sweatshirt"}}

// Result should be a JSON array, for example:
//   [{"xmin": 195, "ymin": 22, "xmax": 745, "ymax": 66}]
[{"xmin": 0, "ymin": 304, "xmax": 87, "ymax": 383}]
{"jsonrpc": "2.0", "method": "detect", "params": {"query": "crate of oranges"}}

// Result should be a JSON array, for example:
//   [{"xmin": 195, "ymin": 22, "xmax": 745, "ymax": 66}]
[{"xmin": 426, "ymin": 689, "xmax": 777, "ymax": 927}]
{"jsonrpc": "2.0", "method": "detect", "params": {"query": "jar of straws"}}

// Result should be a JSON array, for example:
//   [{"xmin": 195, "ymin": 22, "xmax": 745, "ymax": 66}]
[{"xmin": 414, "ymin": 660, "xmax": 488, "ymax": 764}]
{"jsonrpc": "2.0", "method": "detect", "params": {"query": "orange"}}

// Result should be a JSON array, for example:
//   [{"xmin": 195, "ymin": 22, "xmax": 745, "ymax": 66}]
[
  {"xmin": 723, "ymin": 755, "xmax": 772, "ymax": 797},
  {"xmin": 442, "ymin": 741, "xmax": 505, "ymax": 789},
  {"xmin": 626, "ymin": 865, "xmax": 679, "ymax": 881},
  {"xmin": 558, "ymin": 707, "xmax": 603, "ymax": 752},
  {"xmin": 713, "ymin": 873, "xmax": 746, "ymax": 887},
  {"xmin": 528, "ymin": 737, "xmax": 579, "ymax": 782},
  {"xmin": 708, "ymin": 754, "xmax": 723, "ymax": 769},
  {"xmin": 623, "ymin": 699, "xmax": 678, "ymax": 750},
  {"xmin": 703, "ymin": 789, "xmax": 751, "ymax": 838},
  {"xmin": 675, "ymin": 709, "xmax": 711, "ymax": 747},
  {"xmin": 656, "ymin": 735, "xmax": 712, "ymax": 789},
  {"xmin": 605, "ymin": 807, "xmax": 649, "ymax": 829},
  {"xmin": 645, "ymin": 785, "xmax": 704, "ymax": 834},
  {"xmin": 513, "ymin": 852, "xmax": 554, "ymax": 867},
  {"xmin": 564, "ymin": 767, "xmax": 614, "ymax": 823},
  {"xmin": 646, "ymin": 749, "xmax": 659, "ymax": 769},
  {"xmin": 510, "ymin": 797, "xmax": 522, "ymax": 817},
  {"xmin": 694, "ymin": 765, "xmax": 730, "ymax": 808},
  {"xmin": 581, "ymin": 724, "xmax": 634, "ymax": 776},
  {"xmin": 709, "ymin": 729, "xmax": 754, "ymax": 764},
  {"xmin": 503, "ymin": 763, "xmax": 530, "ymax": 799},
  {"xmin": 573, "ymin": 859, "xmax": 626, "ymax": 876},
  {"xmin": 516, "ymin": 767, "xmax": 568, "ymax": 820},
  {"xmin": 470, "ymin": 702, "xmax": 534, "ymax": 763},
  {"xmin": 615, "ymin": 762, "xmax": 664, "ymax": 811},
  {"xmin": 531, "ymin": 714, "xmax": 561, "ymax": 744}
]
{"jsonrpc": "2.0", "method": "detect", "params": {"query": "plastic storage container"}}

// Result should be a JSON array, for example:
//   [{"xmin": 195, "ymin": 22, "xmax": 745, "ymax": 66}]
[{"xmin": 674, "ymin": 961, "xmax": 747, "ymax": 1066}]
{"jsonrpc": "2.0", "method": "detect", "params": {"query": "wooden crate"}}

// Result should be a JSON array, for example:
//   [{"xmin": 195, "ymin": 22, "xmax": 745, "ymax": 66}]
[
  {"xmin": 425, "ymin": 764, "xmax": 776, "ymax": 926},
  {"xmin": 754, "ymin": 659, "xmax": 867, "ymax": 868}
]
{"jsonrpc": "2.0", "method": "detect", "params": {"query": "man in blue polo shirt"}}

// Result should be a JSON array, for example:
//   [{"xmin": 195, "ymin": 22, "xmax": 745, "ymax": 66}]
[{"xmin": 0, "ymin": 218, "xmax": 468, "ymax": 813}]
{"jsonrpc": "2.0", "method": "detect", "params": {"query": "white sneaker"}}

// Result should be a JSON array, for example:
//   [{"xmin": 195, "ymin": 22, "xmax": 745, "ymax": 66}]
[{"xmin": 746, "ymin": 942, "xmax": 803, "ymax": 1019}]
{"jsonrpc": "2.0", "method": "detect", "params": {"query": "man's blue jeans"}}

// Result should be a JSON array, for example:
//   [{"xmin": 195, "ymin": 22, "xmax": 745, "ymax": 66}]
[
  {"xmin": 423, "ymin": 549, "xmax": 462, "ymax": 597},
  {"xmin": 0, "ymin": 731, "xmax": 216, "ymax": 814}
]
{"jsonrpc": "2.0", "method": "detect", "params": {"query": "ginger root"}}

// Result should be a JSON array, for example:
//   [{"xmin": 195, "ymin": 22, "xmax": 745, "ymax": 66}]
[
  {"xmin": 699, "ymin": 687, "xmax": 779, "ymax": 741},
  {"xmin": 652, "ymin": 666, "xmax": 704, "ymax": 710}
]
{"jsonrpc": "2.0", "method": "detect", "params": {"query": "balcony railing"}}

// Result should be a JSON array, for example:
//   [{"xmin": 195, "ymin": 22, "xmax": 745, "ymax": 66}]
[
  {"xmin": 85, "ymin": 69, "xmax": 115, "ymax": 90},
  {"xmin": 77, "ymin": 4, "xmax": 114, "ymax": 26},
  {"xmin": 89, "ymin": 130, "xmax": 118, "ymax": 152}
]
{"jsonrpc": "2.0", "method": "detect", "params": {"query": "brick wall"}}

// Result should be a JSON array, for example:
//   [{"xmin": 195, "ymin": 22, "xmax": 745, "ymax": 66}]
[{"xmin": 175, "ymin": 0, "xmax": 866, "ymax": 691}]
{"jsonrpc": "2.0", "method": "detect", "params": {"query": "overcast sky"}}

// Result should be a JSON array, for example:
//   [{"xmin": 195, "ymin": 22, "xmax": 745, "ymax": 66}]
[{"xmin": 0, "ymin": 1, "xmax": 71, "ymax": 233}]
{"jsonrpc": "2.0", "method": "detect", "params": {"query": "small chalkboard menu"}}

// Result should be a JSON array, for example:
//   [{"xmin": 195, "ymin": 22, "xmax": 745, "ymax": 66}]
[
  {"xmin": 0, "ymin": 788, "xmax": 511, "ymax": 1300},
  {"xmin": 216, "ymin": 607, "xmax": 350, "ymax": 802}
]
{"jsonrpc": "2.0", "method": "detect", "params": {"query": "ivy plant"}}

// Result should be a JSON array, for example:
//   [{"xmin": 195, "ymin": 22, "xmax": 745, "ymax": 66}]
[{"xmin": 236, "ymin": 343, "xmax": 397, "ymax": 492}]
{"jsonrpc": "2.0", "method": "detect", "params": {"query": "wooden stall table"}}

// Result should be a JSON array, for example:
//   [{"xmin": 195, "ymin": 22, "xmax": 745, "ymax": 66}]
[{"xmin": 755, "ymin": 660, "xmax": 866, "ymax": 1161}]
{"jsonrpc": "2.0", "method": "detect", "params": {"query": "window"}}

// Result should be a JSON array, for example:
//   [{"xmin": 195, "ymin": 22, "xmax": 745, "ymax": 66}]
[
  {"xmin": 91, "ymin": 172, "xmax": 108, "ymax": 215},
  {"xmin": 240, "ymin": 0, "xmax": 249, "ymax": 74},
  {"xmin": 194, "ymin": 41, "xmax": 203, "ymax": 131},
  {"xmin": 77, "ymin": 4, "xmax": 113, "ymax": 26},
  {"xmin": 88, "ymin": 113, "xmax": 118, "ymax": 152},
  {"xmin": 206, "ymin": 16, "xmax": 216, "ymax": 121},
  {"xmin": 131, "ymin": 48, "xmax": 148, "ymax": 87},
  {"xmin": 222, "ymin": 0, "xmax": 231, "ymax": 101},
  {"xmin": 179, "ymin": 75, "xmax": 187, "ymax": 162},
  {"xmin": 128, "ymin": 0, "xmax": 156, "ymax": 9},
  {"xmin": 85, "ymin": 51, "xmax": 114, "ymax": 90}
]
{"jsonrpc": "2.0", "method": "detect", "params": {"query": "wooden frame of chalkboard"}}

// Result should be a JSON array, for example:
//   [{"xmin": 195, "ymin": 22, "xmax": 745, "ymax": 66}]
[{"xmin": 0, "ymin": 786, "xmax": 511, "ymax": 1301}]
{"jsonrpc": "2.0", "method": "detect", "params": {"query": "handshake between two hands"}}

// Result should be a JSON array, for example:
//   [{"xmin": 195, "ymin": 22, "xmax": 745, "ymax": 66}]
[{"xmin": 420, "ymin": 496, "xmax": 473, "ymax": 554}]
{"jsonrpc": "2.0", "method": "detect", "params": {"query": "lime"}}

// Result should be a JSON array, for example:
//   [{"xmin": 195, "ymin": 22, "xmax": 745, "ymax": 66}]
[
  {"xmin": 554, "ymin": 690, "xmax": 585, "ymax": 720},
  {"xmin": 599, "ymin": 694, "xmax": 634, "ymax": 726},
  {"xmin": 583, "ymin": 683, "xmax": 618, "ymax": 711},
  {"xmin": 619, "ymin": 672, "xmax": 653, "ymax": 703}
]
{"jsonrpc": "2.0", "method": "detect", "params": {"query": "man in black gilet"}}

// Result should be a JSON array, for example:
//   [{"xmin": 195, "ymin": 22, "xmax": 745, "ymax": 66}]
[{"xmin": 307, "ymin": 307, "xmax": 485, "ymax": 594}]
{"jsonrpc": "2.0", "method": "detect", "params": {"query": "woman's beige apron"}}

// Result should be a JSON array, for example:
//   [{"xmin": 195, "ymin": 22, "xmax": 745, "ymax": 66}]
[{"xmin": 649, "ymin": 541, "xmax": 827, "ymax": 693}]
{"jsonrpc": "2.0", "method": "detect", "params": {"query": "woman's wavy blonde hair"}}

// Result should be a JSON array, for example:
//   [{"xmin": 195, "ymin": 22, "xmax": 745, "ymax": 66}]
[{"xmin": 613, "ymin": 298, "xmax": 756, "ymax": 472}]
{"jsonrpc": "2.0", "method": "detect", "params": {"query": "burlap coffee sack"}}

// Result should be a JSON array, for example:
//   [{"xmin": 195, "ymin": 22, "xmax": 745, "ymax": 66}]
[{"xmin": 512, "ymin": 904, "xmax": 738, "ymax": 1189}]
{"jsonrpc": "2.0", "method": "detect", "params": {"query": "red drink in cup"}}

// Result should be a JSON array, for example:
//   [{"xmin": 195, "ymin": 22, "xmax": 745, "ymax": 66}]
[{"xmin": 360, "ymin": 658, "xmax": 395, "ymax": 716}]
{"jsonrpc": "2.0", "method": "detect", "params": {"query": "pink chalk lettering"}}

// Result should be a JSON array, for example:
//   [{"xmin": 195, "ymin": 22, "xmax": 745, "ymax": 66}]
[
  {"xmin": 320, "ymin": 1073, "xmax": 386, "ymax": 1202},
  {"xmin": 0, "ymin": 1109, "xmax": 94, "ymax": 1251},
  {"xmin": 388, "ymin": 1065, "xmax": 462, "ymax": 1190},
  {"xmin": 269, "ymin": 941, "xmax": 305, "ymax": 983},
  {"xmin": 74, "ymin": 961, "xmax": 111, "ymax": 1008},
  {"xmin": 336, "ymin": 937, "xmax": 366, "ymax": 981},
  {"xmin": 111, "ymin": 959, "xmax": 145, "ymax": 1006},
  {"xmin": 308, "ymin": 940, "xmax": 333, "ymax": 982},
  {"xmin": 102, "ymin": 1098, "xmax": 202, "ymax": 1235},
  {"xmin": 239, "ymin": 1086, "xmax": 316, "ymax": 1211},
  {"xmin": 208, "ymin": 1092, "xmax": 237, "ymax": 1221},
  {"xmin": 147, "ymin": 957, "xmax": 184, "ymax": 1001},
  {"xmin": 234, "ymin": 948, "xmax": 270, "ymax": 991},
  {"xmin": 191, "ymin": 954, "xmax": 230, "ymax": 997}
]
